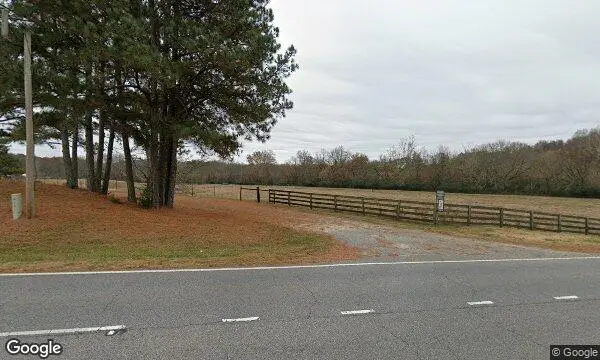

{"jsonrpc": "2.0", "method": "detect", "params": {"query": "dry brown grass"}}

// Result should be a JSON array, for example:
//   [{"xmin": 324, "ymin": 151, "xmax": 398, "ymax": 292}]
[
  {"xmin": 430, "ymin": 225, "xmax": 600, "ymax": 253},
  {"xmin": 0, "ymin": 180, "xmax": 359, "ymax": 273}
]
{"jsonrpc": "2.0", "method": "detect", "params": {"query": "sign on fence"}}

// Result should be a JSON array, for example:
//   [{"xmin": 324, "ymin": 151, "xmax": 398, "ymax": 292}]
[{"xmin": 436, "ymin": 190, "xmax": 445, "ymax": 212}]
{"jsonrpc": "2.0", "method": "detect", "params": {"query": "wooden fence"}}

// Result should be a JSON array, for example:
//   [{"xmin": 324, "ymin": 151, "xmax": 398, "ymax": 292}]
[{"xmin": 262, "ymin": 188, "xmax": 600, "ymax": 235}]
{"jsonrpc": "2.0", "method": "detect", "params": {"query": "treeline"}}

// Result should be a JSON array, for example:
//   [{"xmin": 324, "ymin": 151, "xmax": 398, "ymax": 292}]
[
  {"xmin": 181, "ymin": 129, "xmax": 600, "ymax": 198},
  {"xmin": 27, "ymin": 128, "xmax": 600, "ymax": 198}
]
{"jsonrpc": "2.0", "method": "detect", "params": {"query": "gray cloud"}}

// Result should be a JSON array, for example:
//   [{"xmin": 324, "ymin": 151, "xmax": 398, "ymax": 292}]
[
  {"xmin": 12, "ymin": 0, "xmax": 600, "ymax": 163},
  {"xmin": 237, "ymin": 0, "xmax": 600, "ymax": 162}
]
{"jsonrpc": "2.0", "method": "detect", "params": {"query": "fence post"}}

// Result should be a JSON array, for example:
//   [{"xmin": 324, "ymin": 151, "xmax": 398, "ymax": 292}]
[
  {"xmin": 557, "ymin": 214, "xmax": 561, "ymax": 232},
  {"xmin": 287, "ymin": 191, "xmax": 291, "ymax": 206},
  {"xmin": 585, "ymin": 217, "xmax": 589, "ymax": 235},
  {"xmin": 499, "ymin": 208, "xmax": 504, "ymax": 227},
  {"xmin": 334, "ymin": 195, "xmax": 338, "ymax": 211},
  {"xmin": 529, "ymin": 211, "xmax": 534, "ymax": 230},
  {"xmin": 433, "ymin": 207, "xmax": 438, "ymax": 225},
  {"xmin": 256, "ymin": 186, "xmax": 260, "ymax": 203},
  {"xmin": 268, "ymin": 189, "xmax": 272, "ymax": 203},
  {"xmin": 239, "ymin": 186, "xmax": 242, "ymax": 201},
  {"xmin": 362, "ymin": 198, "xmax": 365, "ymax": 215},
  {"xmin": 396, "ymin": 201, "xmax": 401, "ymax": 220},
  {"xmin": 467, "ymin": 205, "xmax": 471, "ymax": 226},
  {"xmin": 310, "ymin": 193, "xmax": 313, "ymax": 210}
]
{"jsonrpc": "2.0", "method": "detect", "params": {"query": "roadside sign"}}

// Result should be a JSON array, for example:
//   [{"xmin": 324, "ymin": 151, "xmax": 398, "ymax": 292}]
[{"xmin": 436, "ymin": 190, "xmax": 445, "ymax": 212}]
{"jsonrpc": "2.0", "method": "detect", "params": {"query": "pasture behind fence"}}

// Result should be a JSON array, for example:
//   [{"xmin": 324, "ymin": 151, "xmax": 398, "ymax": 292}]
[
  {"xmin": 41, "ymin": 179, "xmax": 247, "ymax": 199},
  {"xmin": 258, "ymin": 188, "xmax": 600, "ymax": 236}
]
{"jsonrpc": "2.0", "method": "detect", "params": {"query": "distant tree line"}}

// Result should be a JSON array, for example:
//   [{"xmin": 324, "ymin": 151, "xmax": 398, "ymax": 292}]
[
  {"xmin": 23, "ymin": 128, "xmax": 600, "ymax": 198},
  {"xmin": 185, "ymin": 129, "xmax": 600, "ymax": 198}
]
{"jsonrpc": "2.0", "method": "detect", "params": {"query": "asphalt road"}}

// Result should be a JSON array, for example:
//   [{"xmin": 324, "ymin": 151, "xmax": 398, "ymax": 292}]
[{"xmin": 1, "ymin": 257, "xmax": 600, "ymax": 360}]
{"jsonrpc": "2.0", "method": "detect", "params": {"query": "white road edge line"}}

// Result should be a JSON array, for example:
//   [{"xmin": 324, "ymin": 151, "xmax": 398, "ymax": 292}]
[
  {"xmin": 467, "ymin": 301, "xmax": 494, "ymax": 306},
  {"xmin": 2, "ymin": 256, "xmax": 600, "ymax": 277},
  {"xmin": 553, "ymin": 295, "xmax": 579, "ymax": 300},
  {"xmin": 221, "ymin": 317, "xmax": 259, "ymax": 323},
  {"xmin": 341, "ymin": 309, "xmax": 374, "ymax": 315},
  {"xmin": 0, "ymin": 325, "xmax": 126, "ymax": 338}
]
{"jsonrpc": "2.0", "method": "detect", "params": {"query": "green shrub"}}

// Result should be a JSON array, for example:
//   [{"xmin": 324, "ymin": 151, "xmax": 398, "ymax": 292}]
[
  {"xmin": 67, "ymin": 179, "xmax": 78, "ymax": 189},
  {"xmin": 137, "ymin": 186, "xmax": 153, "ymax": 208}
]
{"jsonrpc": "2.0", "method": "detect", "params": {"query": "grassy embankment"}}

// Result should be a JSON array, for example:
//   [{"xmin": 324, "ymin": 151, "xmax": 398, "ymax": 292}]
[{"xmin": 0, "ymin": 180, "xmax": 359, "ymax": 273}]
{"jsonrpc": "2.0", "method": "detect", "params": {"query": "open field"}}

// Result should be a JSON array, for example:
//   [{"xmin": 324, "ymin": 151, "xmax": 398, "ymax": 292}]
[{"xmin": 0, "ymin": 180, "xmax": 359, "ymax": 272}]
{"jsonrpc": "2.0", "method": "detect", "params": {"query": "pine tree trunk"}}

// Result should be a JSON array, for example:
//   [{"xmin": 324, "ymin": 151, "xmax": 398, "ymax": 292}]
[
  {"xmin": 164, "ymin": 135, "xmax": 178, "ymax": 207},
  {"xmin": 60, "ymin": 129, "xmax": 74, "ymax": 188},
  {"xmin": 84, "ymin": 111, "xmax": 96, "ymax": 191},
  {"xmin": 122, "ymin": 132, "xmax": 136, "ymax": 202},
  {"xmin": 94, "ymin": 111, "xmax": 106, "ymax": 191},
  {"xmin": 101, "ymin": 126, "xmax": 115, "ymax": 195},
  {"xmin": 149, "ymin": 129, "xmax": 162, "ymax": 207},
  {"xmin": 71, "ymin": 126, "xmax": 78, "ymax": 188},
  {"xmin": 146, "ymin": 128, "xmax": 178, "ymax": 208}
]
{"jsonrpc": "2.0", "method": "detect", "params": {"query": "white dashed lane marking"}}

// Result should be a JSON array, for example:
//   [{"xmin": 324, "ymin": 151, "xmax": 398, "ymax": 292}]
[
  {"xmin": 467, "ymin": 301, "xmax": 494, "ymax": 306},
  {"xmin": 340, "ymin": 309, "xmax": 374, "ymax": 315},
  {"xmin": 222, "ymin": 317, "xmax": 259, "ymax": 323},
  {"xmin": 553, "ymin": 295, "xmax": 579, "ymax": 300}
]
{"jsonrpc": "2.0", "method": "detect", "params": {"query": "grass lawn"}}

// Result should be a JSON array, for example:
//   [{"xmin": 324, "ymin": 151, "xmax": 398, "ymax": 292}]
[{"xmin": 0, "ymin": 180, "xmax": 359, "ymax": 273}]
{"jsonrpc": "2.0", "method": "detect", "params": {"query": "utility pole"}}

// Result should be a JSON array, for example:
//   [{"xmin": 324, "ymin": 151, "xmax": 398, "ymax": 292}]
[
  {"xmin": 2, "ymin": 8, "xmax": 35, "ymax": 218},
  {"xmin": 24, "ymin": 30, "xmax": 35, "ymax": 218}
]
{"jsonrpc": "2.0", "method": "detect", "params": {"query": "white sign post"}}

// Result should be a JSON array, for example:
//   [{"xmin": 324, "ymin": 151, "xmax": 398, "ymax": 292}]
[
  {"xmin": 11, "ymin": 193, "xmax": 23, "ymax": 220},
  {"xmin": 436, "ymin": 190, "xmax": 445, "ymax": 212}
]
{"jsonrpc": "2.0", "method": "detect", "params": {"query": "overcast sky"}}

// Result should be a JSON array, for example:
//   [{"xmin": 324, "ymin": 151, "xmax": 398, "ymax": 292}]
[{"xmin": 11, "ymin": 0, "xmax": 600, "ymax": 162}]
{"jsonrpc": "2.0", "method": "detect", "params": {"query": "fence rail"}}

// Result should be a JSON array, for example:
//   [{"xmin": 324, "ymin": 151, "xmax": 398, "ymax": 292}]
[{"xmin": 257, "ymin": 188, "xmax": 600, "ymax": 235}]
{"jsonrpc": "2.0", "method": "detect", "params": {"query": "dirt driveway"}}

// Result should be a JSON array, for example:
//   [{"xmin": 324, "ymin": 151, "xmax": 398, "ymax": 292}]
[
  {"xmin": 287, "ymin": 209, "xmax": 593, "ymax": 261},
  {"xmin": 176, "ymin": 197, "xmax": 597, "ymax": 261}
]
